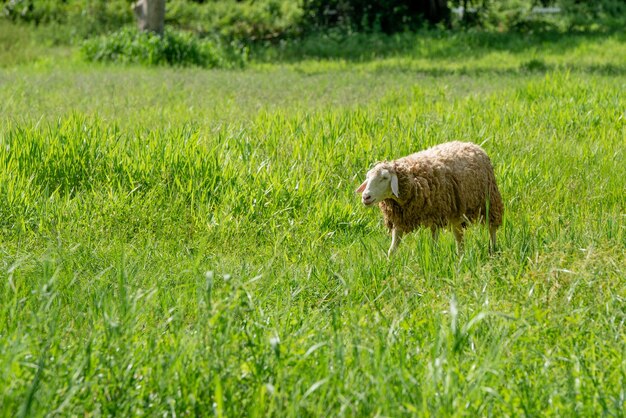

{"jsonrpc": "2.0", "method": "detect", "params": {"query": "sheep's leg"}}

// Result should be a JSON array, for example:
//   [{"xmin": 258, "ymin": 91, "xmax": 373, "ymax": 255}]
[
  {"xmin": 452, "ymin": 222, "xmax": 464, "ymax": 253},
  {"xmin": 430, "ymin": 226, "xmax": 439, "ymax": 242},
  {"xmin": 489, "ymin": 224, "xmax": 498, "ymax": 254},
  {"xmin": 388, "ymin": 229, "xmax": 403, "ymax": 257}
]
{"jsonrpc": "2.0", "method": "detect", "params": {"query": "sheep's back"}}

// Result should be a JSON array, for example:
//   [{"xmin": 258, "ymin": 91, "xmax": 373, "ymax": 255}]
[{"xmin": 399, "ymin": 141, "xmax": 502, "ymax": 226}]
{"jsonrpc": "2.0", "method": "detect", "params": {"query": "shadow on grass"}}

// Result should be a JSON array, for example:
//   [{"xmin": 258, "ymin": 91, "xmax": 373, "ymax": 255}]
[
  {"xmin": 289, "ymin": 60, "xmax": 626, "ymax": 78},
  {"xmin": 251, "ymin": 28, "xmax": 626, "ymax": 65}
]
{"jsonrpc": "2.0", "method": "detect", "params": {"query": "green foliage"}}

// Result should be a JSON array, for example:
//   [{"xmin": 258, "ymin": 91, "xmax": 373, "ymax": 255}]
[
  {"xmin": 2, "ymin": 0, "xmax": 67, "ymax": 24},
  {"xmin": 168, "ymin": 0, "xmax": 304, "ymax": 41},
  {"xmin": 80, "ymin": 27, "xmax": 247, "ymax": 68},
  {"xmin": 3, "ymin": 0, "xmax": 625, "ymax": 47},
  {"xmin": 300, "ymin": 0, "xmax": 626, "ymax": 33},
  {"xmin": 558, "ymin": 0, "xmax": 626, "ymax": 30},
  {"xmin": 301, "ymin": 0, "xmax": 451, "ymax": 33},
  {"xmin": 2, "ymin": 0, "xmax": 133, "ymax": 40},
  {"xmin": 450, "ymin": 0, "xmax": 626, "ymax": 31},
  {"xmin": 2, "ymin": 0, "xmax": 305, "ymax": 42}
]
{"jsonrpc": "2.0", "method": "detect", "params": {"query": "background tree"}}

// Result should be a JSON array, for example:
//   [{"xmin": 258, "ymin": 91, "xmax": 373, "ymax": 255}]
[
  {"xmin": 133, "ymin": 0, "xmax": 165, "ymax": 35},
  {"xmin": 302, "ymin": 0, "xmax": 451, "ymax": 34}
]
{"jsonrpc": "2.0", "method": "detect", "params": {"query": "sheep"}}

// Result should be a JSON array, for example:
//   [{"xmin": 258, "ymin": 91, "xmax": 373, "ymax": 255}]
[{"xmin": 356, "ymin": 141, "xmax": 503, "ymax": 257}]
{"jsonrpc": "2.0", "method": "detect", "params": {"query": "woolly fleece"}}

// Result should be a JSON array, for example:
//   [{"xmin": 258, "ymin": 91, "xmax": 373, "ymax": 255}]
[{"xmin": 373, "ymin": 141, "xmax": 503, "ymax": 235}]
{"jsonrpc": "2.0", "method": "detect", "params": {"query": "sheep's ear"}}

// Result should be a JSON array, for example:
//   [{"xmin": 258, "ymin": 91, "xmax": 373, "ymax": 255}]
[
  {"xmin": 391, "ymin": 174, "xmax": 399, "ymax": 198},
  {"xmin": 355, "ymin": 180, "xmax": 367, "ymax": 194}
]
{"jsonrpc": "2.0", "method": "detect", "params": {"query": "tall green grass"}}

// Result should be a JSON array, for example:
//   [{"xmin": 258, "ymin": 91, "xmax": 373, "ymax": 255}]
[{"xmin": 1, "ymin": 36, "xmax": 625, "ymax": 416}]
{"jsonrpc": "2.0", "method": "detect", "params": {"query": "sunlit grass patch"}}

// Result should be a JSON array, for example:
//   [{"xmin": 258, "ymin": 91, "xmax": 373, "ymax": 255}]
[{"xmin": 0, "ymin": 34, "xmax": 625, "ymax": 416}]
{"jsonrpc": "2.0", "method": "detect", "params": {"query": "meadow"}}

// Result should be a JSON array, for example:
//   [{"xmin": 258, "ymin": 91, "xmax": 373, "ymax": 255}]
[{"xmin": 0, "ymin": 23, "xmax": 625, "ymax": 416}]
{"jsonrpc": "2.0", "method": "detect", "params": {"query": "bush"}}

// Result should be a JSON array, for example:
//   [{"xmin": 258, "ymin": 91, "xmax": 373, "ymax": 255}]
[
  {"xmin": 301, "ymin": 0, "xmax": 451, "ymax": 33},
  {"xmin": 558, "ymin": 0, "xmax": 626, "ymax": 30},
  {"xmin": 3, "ymin": 0, "xmax": 64, "ymax": 24},
  {"xmin": 2, "ymin": 0, "xmax": 304, "ymax": 44},
  {"xmin": 80, "ymin": 27, "xmax": 248, "ymax": 68},
  {"xmin": 2, "ymin": 0, "xmax": 133, "ymax": 37},
  {"xmin": 167, "ymin": 0, "xmax": 304, "ymax": 41},
  {"xmin": 449, "ymin": 0, "xmax": 626, "ymax": 32}
]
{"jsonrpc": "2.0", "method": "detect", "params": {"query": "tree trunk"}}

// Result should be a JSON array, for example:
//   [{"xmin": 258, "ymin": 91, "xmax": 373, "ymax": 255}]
[
  {"xmin": 133, "ymin": 0, "xmax": 165, "ymax": 35},
  {"xmin": 405, "ymin": 0, "xmax": 451, "ymax": 28},
  {"xmin": 426, "ymin": 0, "xmax": 451, "ymax": 27}
]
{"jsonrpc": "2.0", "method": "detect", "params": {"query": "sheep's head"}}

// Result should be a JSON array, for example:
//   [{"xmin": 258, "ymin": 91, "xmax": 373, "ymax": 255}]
[{"xmin": 355, "ymin": 163, "xmax": 399, "ymax": 206}]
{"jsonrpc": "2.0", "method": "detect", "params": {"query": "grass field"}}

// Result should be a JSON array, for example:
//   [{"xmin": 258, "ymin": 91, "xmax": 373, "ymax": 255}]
[{"xmin": 1, "ymin": 22, "xmax": 625, "ymax": 416}]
